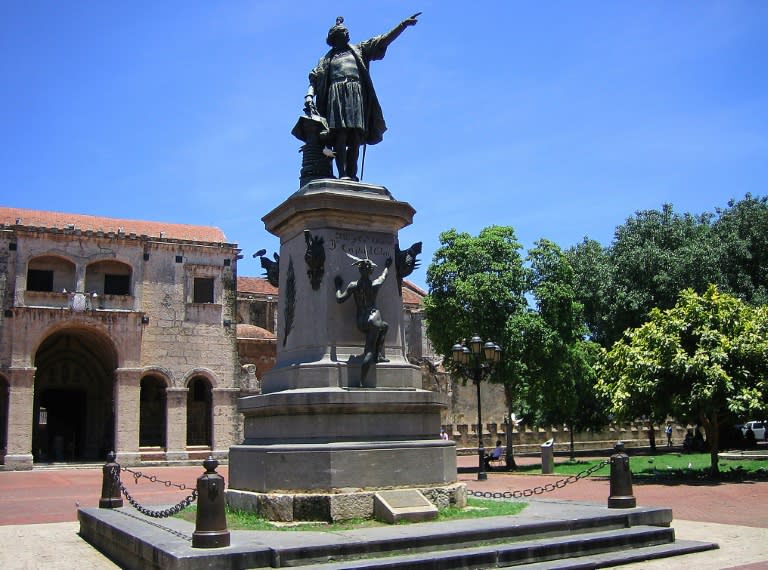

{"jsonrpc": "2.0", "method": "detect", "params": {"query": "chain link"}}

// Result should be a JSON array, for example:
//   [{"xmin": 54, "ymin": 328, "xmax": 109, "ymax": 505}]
[
  {"xmin": 113, "ymin": 468, "xmax": 198, "ymax": 518},
  {"xmin": 468, "ymin": 459, "xmax": 610, "ymax": 500},
  {"xmin": 115, "ymin": 508, "xmax": 194, "ymax": 542},
  {"xmin": 121, "ymin": 466, "xmax": 192, "ymax": 491}
]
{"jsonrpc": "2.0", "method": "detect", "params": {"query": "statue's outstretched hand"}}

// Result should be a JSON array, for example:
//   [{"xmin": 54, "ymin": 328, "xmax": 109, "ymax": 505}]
[
  {"xmin": 385, "ymin": 257, "xmax": 393, "ymax": 268},
  {"xmin": 403, "ymin": 12, "xmax": 421, "ymax": 27},
  {"xmin": 334, "ymin": 275, "xmax": 343, "ymax": 290}
]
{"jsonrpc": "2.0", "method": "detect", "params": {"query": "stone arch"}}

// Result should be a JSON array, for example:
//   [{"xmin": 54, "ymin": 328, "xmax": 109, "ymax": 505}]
[
  {"xmin": 181, "ymin": 367, "xmax": 220, "ymax": 389},
  {"xmin": 32, "ymin": 325, "xmax": 118, "ymax": 462},
  {"xmin": 139, "ymin": 374, "xmax": 168, "ymax": 448},
  {"xmin": 85, "ymin": 259, "xmax": 133, "ymax": 296},
  {"xmin": 26, "ymin": 254, "xmax": 77, "ymax": 293},
  {"xmin": 141, "ymin": 366, "xmax": 174, "ymax": 385},
  {"xmin": 32, "ymin": 320, "xmax": 120, "ymax": 369},
  {"xmin": 0, "ymin": 374, "xmax": 8, "ymax": 463},
  {"xmin": 186, "ymin": 375, "xmax": 213, "ymax": 448}
]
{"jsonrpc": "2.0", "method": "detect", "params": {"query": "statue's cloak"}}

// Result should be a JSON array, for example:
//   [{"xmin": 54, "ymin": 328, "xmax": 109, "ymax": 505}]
[{"xmin": 308, "ymin": 35, "xmax": 390, "ymax": 145}]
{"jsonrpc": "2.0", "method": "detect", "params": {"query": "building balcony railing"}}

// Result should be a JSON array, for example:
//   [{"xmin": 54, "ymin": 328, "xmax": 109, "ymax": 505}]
[{"xmin": 18, "ymin": 291, "xmax": 137, "ymax": 313}]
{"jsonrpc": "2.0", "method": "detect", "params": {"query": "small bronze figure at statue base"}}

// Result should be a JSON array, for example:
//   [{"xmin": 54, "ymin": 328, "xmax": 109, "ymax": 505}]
[{"xmin": 335, "ymin": 252, "xmax": 392, "ymax": 384}]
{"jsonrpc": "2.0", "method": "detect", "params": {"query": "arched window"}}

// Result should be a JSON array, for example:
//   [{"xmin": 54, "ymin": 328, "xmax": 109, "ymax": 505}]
[
  {"xmin": 85, "ymin": 260, "xmax": 133, "ymax": 296},
  {"xmin": 139, "ymin": 376, "xmax": 166, "ymax": 448},
  {"xmin": 186, "ymin": 377, "xmax": 212, "ymax": 447},
  {"xmin": 27, "ymin": 255, "xmax": 76, "ymax": 293}
]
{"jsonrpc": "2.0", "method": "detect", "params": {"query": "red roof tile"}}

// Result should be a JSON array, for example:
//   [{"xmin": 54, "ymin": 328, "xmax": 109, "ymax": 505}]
[
  {"xmin": 403, "ymin": 281, "xmax": 427, "ymax": 297},
  {"xmin": 402, "ymin": 281, "xmax": 426, "ymax": 306},
  {"xmin": 0, "ymin": 206, "xmax": 227, "ymax": 243},
  {"xmin": 236, "ymin": 324, "xmax": 276, "ymax": 340},
  {"xmin": 237, "ymin": 276, "xmax": 279, "ymax": 296}
]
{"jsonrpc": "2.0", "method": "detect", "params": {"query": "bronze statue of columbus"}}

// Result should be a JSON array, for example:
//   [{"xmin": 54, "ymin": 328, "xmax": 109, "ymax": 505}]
[{"xmin": 304, "ymin": 13, "xmax": 420, "ymax": 181}]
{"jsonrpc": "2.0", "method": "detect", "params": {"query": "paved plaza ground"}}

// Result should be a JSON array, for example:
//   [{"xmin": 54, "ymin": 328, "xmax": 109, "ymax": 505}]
[{"xmin": 0, "ymin": 451, "xmax": 766, "ymax": 568}]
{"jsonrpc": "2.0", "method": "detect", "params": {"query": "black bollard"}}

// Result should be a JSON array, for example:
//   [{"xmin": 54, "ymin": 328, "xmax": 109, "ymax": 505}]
[
  {"xmin": 99, "ymin": 451, "xmax": 123, "ymax": 509},
  {"xmin": 607, "ymin": 441, "xmax": 636, "ymax": 508},
  {"xmin": 192, "ymin": 456, "xmax": 231, "ymax": 548}
]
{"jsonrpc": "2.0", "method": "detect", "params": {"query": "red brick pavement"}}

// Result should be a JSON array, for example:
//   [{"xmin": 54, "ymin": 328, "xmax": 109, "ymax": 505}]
[
  {"xmin": 457, "ymin": 454, "xmax": 768, "ymax": 528},
  {"xmin": 0, "ymin": 466, "xmax": 210, "ymax": 526},
  {"xmin": 0, "ymin": 459, "xmax": 765, "ymax": 528}
]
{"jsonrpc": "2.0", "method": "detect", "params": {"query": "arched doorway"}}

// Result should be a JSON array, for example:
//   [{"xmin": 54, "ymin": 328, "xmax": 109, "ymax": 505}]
[
  {"xmin": 32, "ymin": 327, "xmax": 117, "ymax": 462},
  {"xmin": 186, "ymin": 377, "xmax": 212, "ymax": 448},
  {"xmin": 0, "ymin": 376, "xmax": 8, "ymax": 465},
  {"xmin": 140, "ymin": 375, "xmax": 166, "ymax": 448}
]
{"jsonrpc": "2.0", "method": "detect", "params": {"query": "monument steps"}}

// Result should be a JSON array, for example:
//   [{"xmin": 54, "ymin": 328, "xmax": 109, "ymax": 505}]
[
  {"xmin": 273, "ymin": 525, "xmax": 711, "ymax": 569},
  {"xmin": 78, "ymin": 502, "xmax": 717, "ymax": 569}
]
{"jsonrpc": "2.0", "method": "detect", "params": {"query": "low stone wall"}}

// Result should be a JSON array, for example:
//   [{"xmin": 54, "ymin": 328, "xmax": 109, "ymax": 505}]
[
  {"xmin": 446, "ymin": 422, "xmax": 690, "ymax": 452},
  {"xmin": 226, "ymin": 482, "xmax": 467, "ymax": 523}
]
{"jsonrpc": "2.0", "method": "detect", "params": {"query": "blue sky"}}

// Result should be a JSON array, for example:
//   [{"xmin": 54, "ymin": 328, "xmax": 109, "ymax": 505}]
[{"xmin": 2, "ymin": 1, "xmax": 766, "ymax": 289}]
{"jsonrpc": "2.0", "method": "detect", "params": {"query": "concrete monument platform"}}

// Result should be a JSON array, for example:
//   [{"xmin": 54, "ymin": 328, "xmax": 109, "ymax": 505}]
[{"xmin": 78, "ymin": 499, "xmax": 717, "ymax": 569}]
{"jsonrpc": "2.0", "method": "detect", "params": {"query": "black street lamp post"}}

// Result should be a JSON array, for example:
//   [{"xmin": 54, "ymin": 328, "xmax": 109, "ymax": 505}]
[{"xmin": 451, "ymin": 334, "xmax": 501, "ymax": 481}]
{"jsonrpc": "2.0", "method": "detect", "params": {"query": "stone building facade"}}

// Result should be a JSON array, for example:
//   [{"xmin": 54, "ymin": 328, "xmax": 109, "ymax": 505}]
[{"xmin": 0, "ymin": 207, "xmax": 241, "ymax": 469}]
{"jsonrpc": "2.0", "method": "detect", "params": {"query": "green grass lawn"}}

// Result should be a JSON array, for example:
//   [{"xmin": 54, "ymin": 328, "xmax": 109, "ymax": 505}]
[
  {"xmin": 508, "ymin": 452, "xmax": 768, "ymax": 478},
  {"xmin": 177, "ymin": 498, "xmax": 527, "ymax": 531}
]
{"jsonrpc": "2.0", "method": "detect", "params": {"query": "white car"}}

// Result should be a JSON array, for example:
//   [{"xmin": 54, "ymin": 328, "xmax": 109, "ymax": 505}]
[{"xmin": 742, "ymin": 421, "xmax": 766, "ymax": 441}]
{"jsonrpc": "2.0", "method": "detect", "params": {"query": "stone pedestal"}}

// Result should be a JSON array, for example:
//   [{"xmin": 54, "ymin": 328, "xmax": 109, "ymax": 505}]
[
  {"xmin": 228, "ymin": 181, "xmax": 457, "ymax": 506},
  {"xmin": 261, "ymin": 179, "xmax": 418, "ymax": 390}
]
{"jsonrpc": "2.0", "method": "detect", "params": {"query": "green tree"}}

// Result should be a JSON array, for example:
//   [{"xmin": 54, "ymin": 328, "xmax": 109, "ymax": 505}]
[
  {"xmin": 598, "ymin": 286, "xmax": 768, "ymax": 476},
  {"xmin": 712, "ymin": 194, "xmax": 768, "ymax": 305},
  {"xmin": 568, "ymin": 204, "xmax": 718, "ymax": 347},
  {"xmin": 566, "ymin": 238, "xmax": 614, "ymax": 346},
  {"xmin": 424, "ymin": 226, "xmax": 529, "ymax": 356},
  {"xmin": 525, "ymin": 240, "xmax": 607, "ymax": 459},
  {"xmin": 569, "ymin": 197, "xmax": 768, "ymax": 348},
  {"xmin": 423, "ymin": 226, "xmax": 530, "ymax": 467}
]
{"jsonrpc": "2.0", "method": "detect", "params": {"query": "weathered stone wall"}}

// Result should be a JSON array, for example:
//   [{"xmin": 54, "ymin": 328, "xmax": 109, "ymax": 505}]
[
  {"xmin": 0, "ymin": 221, "xmax": 241, "ymax": 468},
  {"xmin": 0, "ymin": 230, "xmax": 15, "ymax": 370},
  {"xmin": 445, "ymin": 421, "xmax": 691, "ymax": 454},
  {"xmin": 237, "ymin": 338, "xmax": 276, "ymax": 381}
]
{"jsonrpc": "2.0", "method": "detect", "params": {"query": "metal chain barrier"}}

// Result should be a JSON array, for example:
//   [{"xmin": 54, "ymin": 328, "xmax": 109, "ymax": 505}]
[
  {"xmin": 113, "ymin": 467, "xmax": 198, "ymax": 518},
  {"xmin": 468, "ymin": 459, "xmax": 611, "ymax": 500},
  {"xmin": 115, "ymin": 508, "xmax": 194, "ymax": 542}
]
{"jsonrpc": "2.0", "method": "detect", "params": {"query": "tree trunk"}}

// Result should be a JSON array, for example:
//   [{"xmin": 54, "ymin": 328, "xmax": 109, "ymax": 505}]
[
  {"xmin": 569, "ymin": 422, "xmax": 575, "ymax": 462},
  {"xmin": 648, "ymin": 421, "xmax": 657, "ymax": 452},
  {"xmin": 701, "ymin": 413, "xmax": 720, "ymax": 478}
]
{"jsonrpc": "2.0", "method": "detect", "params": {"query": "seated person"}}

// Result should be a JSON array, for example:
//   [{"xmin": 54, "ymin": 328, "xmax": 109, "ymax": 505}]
[{"xmin": 485, "ymin": 440, "xmax": 504, "ymax": 468}]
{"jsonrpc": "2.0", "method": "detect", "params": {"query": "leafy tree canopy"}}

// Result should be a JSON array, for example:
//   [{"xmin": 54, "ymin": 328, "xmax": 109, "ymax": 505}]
[
  {"xmin": 524, "ymin": 240, "xmax": 608, "ymax": 445},
  {"xmin": 423, "ymin": 226, "xmax": 529, "ymax": 383},
  {"xmin": 598, "ymin": 285, "xmax": 768, "ymax": 475},
  {"xmin": 568, "ymin": 195, "xmax": 768, "ymax": 347},
  {"xmin": 712, "ymin": 193, "xmax": 768, "ymax": 305},
  {"xmin": 425, "ymin": 231, "xmax": 609, "ymax": 464}
]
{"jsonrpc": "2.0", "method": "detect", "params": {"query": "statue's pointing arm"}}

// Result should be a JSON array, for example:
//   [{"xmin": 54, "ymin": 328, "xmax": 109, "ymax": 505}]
[
  {"xmin": 357, "ymin": 13, "xmax": 419, "ymax": 63},
  {"xmin": 376, "ymin": 12, "xmax": 420, "ymax": 50}
]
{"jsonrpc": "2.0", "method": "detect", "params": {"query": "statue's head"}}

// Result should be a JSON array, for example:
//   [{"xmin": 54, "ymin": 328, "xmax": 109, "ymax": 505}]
[
  {"xmin": 357, "ymin": 259, "xmax": 374, "ymax": 276},
  {"xmin": 326, "ymin": 16, "xmax": 350, "ymax": 47},
  {"xmin": 347, "ymin": 248, "xmax": 376, "ymax": 276}
]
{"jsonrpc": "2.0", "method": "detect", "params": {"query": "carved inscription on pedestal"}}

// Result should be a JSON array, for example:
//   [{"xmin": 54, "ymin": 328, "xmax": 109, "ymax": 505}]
[{"xmin": 328, "ymin": 231, "xmax": 394, "ymax": 260}]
